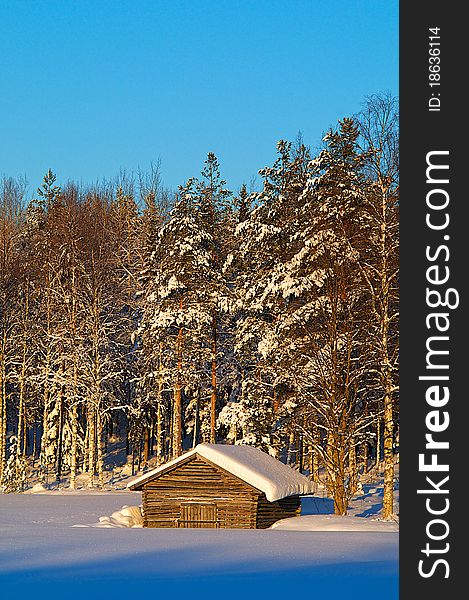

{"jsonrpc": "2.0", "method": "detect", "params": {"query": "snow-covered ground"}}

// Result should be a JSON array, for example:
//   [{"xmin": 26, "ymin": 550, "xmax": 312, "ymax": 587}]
[{"xmin": 0, "ymin": 477, "xmax": 398, "ymax": 600}]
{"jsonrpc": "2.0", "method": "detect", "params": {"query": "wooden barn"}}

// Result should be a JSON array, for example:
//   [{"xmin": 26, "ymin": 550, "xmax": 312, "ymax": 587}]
[{"xmin": 127, "ymin": 443, "xmax": 316, "ymax": 529}]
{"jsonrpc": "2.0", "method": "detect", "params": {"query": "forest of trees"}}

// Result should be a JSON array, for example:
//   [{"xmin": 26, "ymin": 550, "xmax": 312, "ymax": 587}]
[{"xmin": 0, "ymin": 94, "xmax": 398, "ymax": 518}]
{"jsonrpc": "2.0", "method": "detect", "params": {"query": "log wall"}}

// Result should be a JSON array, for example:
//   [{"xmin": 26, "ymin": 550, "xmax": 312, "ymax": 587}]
[
  {"xmin": 256, "ymin": 494, "xmax": 301, "ymax": 529},
  {"xmin": 142, "ymin": 455, "xmax": 259, "ymax": 528}
]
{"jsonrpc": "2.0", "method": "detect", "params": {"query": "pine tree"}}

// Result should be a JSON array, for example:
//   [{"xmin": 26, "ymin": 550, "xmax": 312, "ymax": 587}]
[
  {"xmin": 221, "ymin": 141, "xmax": 310, "ymax": 456},
  {"xmin": 2, "ymin": 435, "xmax": 27, "ymax": 493},
  {"xmin": 196, "ymin": 153, "xmax": 234, "ymax": 443},
  {"xmin": 246, "ymin": 121, "xmax": 373, "ymax": 513}
]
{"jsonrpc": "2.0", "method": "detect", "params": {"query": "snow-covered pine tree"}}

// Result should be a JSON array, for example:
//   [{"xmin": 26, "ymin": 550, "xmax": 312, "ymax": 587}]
[
  {"xmin": 254, "ymin": 120, "xmax": 373, "ymax": 513},
  {"xmin": 195, "ymin": 153, "xmax": 234, "ymax": 443},
  {"xmin": 31, "ymin": 170, "xmax": 64, "ymax": 484},
  {"xmin": 2, "ymin": 435, "xmax": 27, "ymax": 493},
  {"xmin": 138, "ymin": 163, "xmax": 232, "ymax": 459},
  {"xmin": 138, "ymin": 181, "xmax": 204, "ymax": 458},
  {"xmin": 219, "ymin": 141, "xmax": 311, "ymax": 456},
  {"xmin": 298, "ymin": 119, "xmax": 373, "ymax": 513},
  {"xmin": 132, "ymin": 177, "xmax": 169, "ymax": 467}
]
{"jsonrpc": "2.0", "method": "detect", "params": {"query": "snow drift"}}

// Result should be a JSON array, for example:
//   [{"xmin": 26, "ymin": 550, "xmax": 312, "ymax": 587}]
[{"xmin": 73, "ymin": 505, "xmax": 143, "ymax": 528}]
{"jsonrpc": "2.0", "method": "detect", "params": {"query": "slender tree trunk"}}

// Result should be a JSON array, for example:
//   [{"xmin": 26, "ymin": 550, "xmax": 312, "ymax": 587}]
[
  {"xmin": 70, "ymin": 403, "xmax": 78, "ymax": 490},
  {"xmin": 17, "ymin": 298, "xmax": 28, "ymax": 458},
  {"xmin": 17, "ymin": 390, "xmax": 25, "ymax": 457},
  {"xmin": 395, "ymin": 427, "xmax": 399, "ymax": 464},
  {"xmin": 298, "ymin": 434, "xmax": 304, "ymax": 473},
  {"xmin": 381, "ymin": 211, "xmax": 395, "ymax": 518},
  {"xmin": 312, "ymin": 425, "xmax": 320, "ymax": 482},
  {"xmin": 382, "ymin": 383, "xmax": 395, "ymax": 518},
  {"xmin": 56, "ymin": 390, "xmax": 64, "ymax": 485},
  {"xmin": 378, "ymin": 181, "xmax": 397, "ymax": 519},
  {"xmin": 156, "ymin": 405, "xmax": 163, "ymax": 466},
  {"xmin": 173, "ymin": 298, "xmax": 183, "ymax": 458},
  {"xmin": 33, "ymin": 424, "xmax": 38, "ymax": 463},
  {"xmin": 96, "ymin": 410, "xmax": 104, "ymax": 488},
  {"xmin": 348, "ymin": 439, "xmax": 358, "ymax": 496},
  {"xmin": 143, "ymin": 427, "xmax": 150, "ymax": 465},
  {"xmin": 193, "ymin": 389, "xmax": 200, "ymax": 449},
  {"xmin": 155, "ymin": 342, "xmax": 164, "ymax": 465},
  {"xmin": 40, "ymin": 291, "xmax": 53, "ymax": 485},
  {"xmin": 362, "ymin": 440, "xmax": 369, "ymax": 474},
  {"xmin": 375, "ymin": 417, "xmax": 381, "ymax": 469},
  {"xmin": 125, "ymin": 421, "xmax": 130, "ymax": 457},
  {"xmin": 332, "ymin": 433, "xmax": 347, "ymax": 515},
  {"xmin": 87, "ymin": 404, "xmax": 96, "ymax": 487},
  {"xmin": 325, "ymin": 431, "xmax": 334, "ymax": 497},
  {"xmin": 69, "ymin": 268, "xmax": 80, "ymax": 490},
  {"xmin": 0, "ymin": 351, "xmax": 6, "ymax": 485},
  {"xmin": 287, "ymin": 431, "xmax": 296, "ymax": 466},
  {"xmin": 137, "ymin": 439, "xmax": 142, "ymax": 471},
  {"xmin": 210, "ymin": 311, "xmax": 217, "ymax": 444},
  {"xmin": 83, "ymin": 416, "xmax": 89, "ymax": 473}
]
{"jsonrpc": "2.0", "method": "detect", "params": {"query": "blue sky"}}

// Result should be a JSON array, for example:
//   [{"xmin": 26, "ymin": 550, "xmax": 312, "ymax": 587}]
[{"xmin": 0, "ymin": 0, "xmax": 398, "ymax": 194}]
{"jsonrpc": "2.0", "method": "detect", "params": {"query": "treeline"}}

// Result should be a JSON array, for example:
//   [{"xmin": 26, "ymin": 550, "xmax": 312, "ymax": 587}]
[{"xmin": 0, "ymin": 94, "xmax": 398, "ymax": 516}]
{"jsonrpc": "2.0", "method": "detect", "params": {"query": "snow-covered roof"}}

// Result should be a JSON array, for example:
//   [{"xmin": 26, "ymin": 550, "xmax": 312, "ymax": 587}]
[{"xmin": 127, "ymin": 443, "xmax": 316, "ymax": 502}]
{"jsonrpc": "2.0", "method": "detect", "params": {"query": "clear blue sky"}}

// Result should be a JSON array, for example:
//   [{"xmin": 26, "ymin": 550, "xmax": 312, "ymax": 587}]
[{"xmin": 0, "ymin": 0, "xmax": 398, "ymax": 194}]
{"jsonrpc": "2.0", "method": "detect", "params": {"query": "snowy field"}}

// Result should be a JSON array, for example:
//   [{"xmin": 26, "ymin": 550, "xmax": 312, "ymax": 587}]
[{"xmin": 0, "ymin": 484, "xmax": 398, "ymax": 600}]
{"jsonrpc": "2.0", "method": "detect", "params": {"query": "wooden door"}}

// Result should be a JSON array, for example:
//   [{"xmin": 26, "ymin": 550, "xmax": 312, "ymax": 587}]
[{"xmin": 178, "ymin": 503, "xmax": 218, "ymax": 528}]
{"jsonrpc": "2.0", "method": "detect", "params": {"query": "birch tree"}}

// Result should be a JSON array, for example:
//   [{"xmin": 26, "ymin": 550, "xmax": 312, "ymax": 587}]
[
  {"xmin": 357, "ymin": 93, "xmax": 399, "ymax": 519},
  {"xmin": 0, "ymin": 177, "xmax": 26, "ymax": 486}
]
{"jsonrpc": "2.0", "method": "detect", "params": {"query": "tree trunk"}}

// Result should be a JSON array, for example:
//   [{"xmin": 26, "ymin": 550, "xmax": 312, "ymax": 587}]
[
  {"xmin": 56, "ymin": 392, "xmax": 64, "ymax": 485},
  {"xmin": 96, "ymin": 410, "xmax": 104, "ymax": 489},
  {"xmin": 155, "ymin": 341, "xmax": 164, "ymax": 465},
  {"xmin": 287, "ymin": 431, "xmax": 296, "ymax": 466},
  {"xmin": 156, "ymin": 403, "xmax": 163, "ymax": 466},
  {"xmin": 193, "ymin": 389, "xmax": 200, "ymax": 449},
  {"xmin": 40, "ymin": 286, "xmax": 53, "ymax": 484},
  {"xmin": 325, "ymin": 431, "xmax": 334, "ymax": 497},
  {"xmin": 312, "ymin": 425, "xmax": 320, "ymax": 482},
  {"xmin": 382, "ymin": 385, "xmax": 395, "ymax": 519},
  {"xmin": 332, "ymin": 436, "xmax": 347, "ymax": 515},
  {"xmin": 362, "ymin": 440, "xmax": 369, "ymax": 473},
  {"xmin": 348, "ymin": 439, "xmax": 358, "ymax": 496},
  {"xmin": 0, "ymin": 351, "xmax": 6, "ymax": 486},
  {"xmin": 69, "ymin": 353, "xmax": 79, "ymax": 490},
  {"xmin": 17, "ymin": 312, "xmax": 28, "ymax": 457},
  {"xmin": 33, "ymin": 424, "xmax": 38, "ymax": 463},
  {"xmin": 87, "ymin": 405, "xmax": 96, "ymax": 487},
  {"xmin": 143, "ymin": 427, "xmax": 150, "ymax": 465},
  {"xmin": 70, "ymin": 403, "xmax": 78, "ymax": 490},
  {"xmin": 173, "ymin": 298, "xmax": 183, "ymax": 458},
  {"xmin": 298, "ymin": 434, "xmax": 304, "ymax": 473},
  {"xmin": 326, "ymin": 428, "xmax": 348, "ymax": 515},
  {"xmin": 210, "ymin": 311, "xmax": 217, "ymax": 443},
  {"xmin": 375, "ymin": 417, "xmax": 381, "ymax": 469},
  {"xmin": 125, "ymin": 421, "xmax": 130, "ymax": 457}
]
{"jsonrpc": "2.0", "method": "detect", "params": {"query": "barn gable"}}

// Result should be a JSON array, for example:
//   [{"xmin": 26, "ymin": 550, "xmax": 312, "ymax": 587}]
[{"xmin": 128, "ymin": 443, "xmax": 316, "ymax": 501}]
